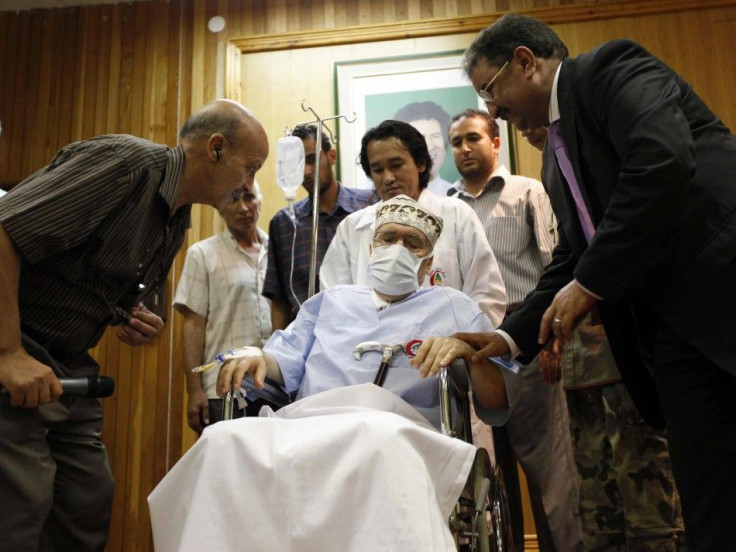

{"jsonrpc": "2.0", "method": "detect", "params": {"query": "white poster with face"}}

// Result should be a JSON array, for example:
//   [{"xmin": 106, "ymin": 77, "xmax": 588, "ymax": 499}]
[{"xmin": 335, "ymin": 51, "xmax": 513, "ymax": 190}]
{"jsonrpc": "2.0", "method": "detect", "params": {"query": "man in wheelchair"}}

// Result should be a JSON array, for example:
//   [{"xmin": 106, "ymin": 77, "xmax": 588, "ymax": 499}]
[{"xmin": 149, "ymin": 195, "xmax": 519, "ymax": 551}]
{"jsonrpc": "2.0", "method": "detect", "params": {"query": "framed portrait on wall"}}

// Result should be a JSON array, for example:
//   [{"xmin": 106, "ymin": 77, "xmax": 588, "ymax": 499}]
[{"xmin": 334, "ymin": 50, "xmax": 515, "ymax": 190}]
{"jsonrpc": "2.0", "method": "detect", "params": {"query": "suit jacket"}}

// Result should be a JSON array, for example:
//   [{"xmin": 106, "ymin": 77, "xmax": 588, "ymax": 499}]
[{"xmin": 502, "ymin": 40, "xmax": 736, "ymax": 428}]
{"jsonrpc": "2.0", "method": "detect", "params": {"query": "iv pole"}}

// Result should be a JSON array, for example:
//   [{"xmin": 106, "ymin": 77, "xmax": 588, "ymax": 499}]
[{"xmin": 292, "ymin": 101, "xmax": 356, "ymax": 299}]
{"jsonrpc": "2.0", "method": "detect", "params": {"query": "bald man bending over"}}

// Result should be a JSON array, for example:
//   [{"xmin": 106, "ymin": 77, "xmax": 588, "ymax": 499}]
[{"xmin": 0, "ymin": 99, "xmax": 268, "ymax": 551}]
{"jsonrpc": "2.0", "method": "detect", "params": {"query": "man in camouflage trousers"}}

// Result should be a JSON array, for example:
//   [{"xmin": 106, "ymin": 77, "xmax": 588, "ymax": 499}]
[{"xmin": 540, "ymin": 308, "xmax": 688, "ymax": 551}]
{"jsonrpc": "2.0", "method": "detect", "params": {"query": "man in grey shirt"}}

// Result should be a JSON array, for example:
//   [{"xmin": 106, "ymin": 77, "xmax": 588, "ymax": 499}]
[
  {"xmin": 449, "ymin": 108, "xmax": 583, "ymax": 552},
  {"xmin": 0, "ymin": 99, "xmax": 269, "ymax": 551}
]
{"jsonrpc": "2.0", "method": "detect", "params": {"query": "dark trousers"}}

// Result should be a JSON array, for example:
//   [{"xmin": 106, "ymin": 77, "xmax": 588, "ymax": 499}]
[
  {"xmin": 652, "ymin": 325, "xmax": 736, "ymax": 551},
  {"xmin": 0, "ymin": 336, "xmax": 114, "ymax": 552}
]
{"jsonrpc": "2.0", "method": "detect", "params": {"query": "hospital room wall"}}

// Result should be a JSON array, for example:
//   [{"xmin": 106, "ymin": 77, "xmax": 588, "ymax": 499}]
[{"xmin": 1, "ymin": 1, "xmax": 735, "ymax": 550}]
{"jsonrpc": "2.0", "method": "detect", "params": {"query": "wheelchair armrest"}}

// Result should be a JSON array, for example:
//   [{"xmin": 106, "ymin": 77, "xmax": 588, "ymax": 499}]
[
  {"xmin": 242, "ymin": 377, "xmax": 292, "ymax": 407},
  {"xmin": 438, "ymin": 359, "xmax": 473, "ymax": 441},
  {"xmin": 222, "ymin": 378, "xmax": 292, "ymax": 421}
]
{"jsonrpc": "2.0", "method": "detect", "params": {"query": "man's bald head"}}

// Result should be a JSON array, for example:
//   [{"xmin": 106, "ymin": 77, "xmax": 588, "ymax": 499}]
[
  {"xmin": 174, "ymin": 100, "xmax": 269, "ymax": 211},
  {"xmin": 179, "ymin": 99, "xmax": 261, "ymax": 144}
]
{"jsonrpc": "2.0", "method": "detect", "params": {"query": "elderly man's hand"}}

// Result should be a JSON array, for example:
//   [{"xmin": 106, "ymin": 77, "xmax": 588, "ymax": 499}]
[
  {"xmin": 0, "ymin": 349, "xmax": 63, "ymax": 407},
  {"xmin": 186, "ymin": 387, "xmax": 210, "ymax": 434},
  {"xmin": 451, "ymin": 332, "xmax": 510, "ymax": 362},
  {"xmin": 538, "ymin": 280, "xmax": 597, "ymax": 346},
  {"xmin": 116, "ymin": 305, "xmax": 165, "ymax": 346},
  {"xmin": 410, "ymin": 337, "xmax": 475, "ymax": 378},
  {"xmin": 216, "ymin": 354, "xmax": 266, "ymax": 398}
]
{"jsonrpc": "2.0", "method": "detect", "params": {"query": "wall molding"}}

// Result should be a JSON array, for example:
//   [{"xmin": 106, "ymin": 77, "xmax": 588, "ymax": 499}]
[{"xmin": 230, "ymin": 0, "xmax": 736, "ymax": 54}]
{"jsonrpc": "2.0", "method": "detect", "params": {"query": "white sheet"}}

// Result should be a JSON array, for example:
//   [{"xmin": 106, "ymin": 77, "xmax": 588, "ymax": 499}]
[{"xmin": 149, "ymin": 384, "xmax": 476, "ymax": 551}]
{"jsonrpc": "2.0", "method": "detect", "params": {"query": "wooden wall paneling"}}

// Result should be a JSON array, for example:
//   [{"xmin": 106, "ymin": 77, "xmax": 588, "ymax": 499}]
[
  {"xmin": 176, "ymin": 0, "xmax": 194, "ymax": 130},
  {"xmin": 0, "ymin": 13, "xmax": 6, "ymax": 106},
  {"xmin": 0, "ymin": 12, "xmax": 9, "ymax": 175},
  {"xmin": 57, "ymin": 8, "xmax": 78, "ymax": 155},
  {"xmin": 82, "ymin": 7, "xmax": 102, "ymax": 139},
  {"xmin": 164, "ymin": 0, "xmax": 187, "ymax": 473},
  {"xmin": 9, "ymin": 12, "xmax": 31, "ymax": 181},
  {"xmin": 131, "ymin": 2, "xmax": 149, "ymax": 136},
  {"xmin": 395, "ymin": 0, "xmax": 410, "ymax": 21},
  {"xmin": 147, "ymin": 2, "xmax": 169, "ymax": 142},
  {"xmin": 322, "ymin": 0, "xmax": 336, "ymax": 28},
  {"xmin": 223, "ymin": 0, "xmax": 242, "ymax": 39},
  {"xmin": 70, "ymin": 7, "xmax": 87, "ymax": 141},
  {"xmin": 33, "ymin": 11, "xmax": 53, "ymax": 171},
  {"xmin": 230, "ymin": 0, "xmax": 736, "ymax": 53},
  {"xmin": 331, "ymin": 0, "xmax": 348, "ymax": 28},
  {"xmin": 708, "ymin": 9, "xmax": 736, "ymax": 129},
  {"xmin": 42, "ymin": 10, "xmax": 65, "ymax": 164},
  {"xmin": 202, "ymin": 1, "xmax": 221, "ymax": 107},
  {"xmin": 166, "ymin": 0, "xmax": 185, "ymax": 140},
  {"xmin": 103, "ymin": 6, "xmax": 122, "ymax": 135},
  {"xmin": 124, "ymin": 346, "xmax": 144, "ymax": 550},
  {"xmin": 298, "ymin": 0, "xmax": 314, "ymax": 30},
  {"xmin": 225, "ymin": 42, "xmax": 241, "ymax": 102},
  {"xmin": 116, "ymin": 3, "xmax": 135, "ymax": 135},
  {"xmin": 0, "ymin": 13, "xmax": 12, "ymax": 177},
  {"xmin": 190, "ymin": 2, "xmax": 208, "ymax": 116}
]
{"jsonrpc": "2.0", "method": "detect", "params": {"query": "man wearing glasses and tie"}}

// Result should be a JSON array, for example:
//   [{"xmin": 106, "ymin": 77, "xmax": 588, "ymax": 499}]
[{"xmin": 455, "ymin": 13, "xmax": 736, "ymax": 551}]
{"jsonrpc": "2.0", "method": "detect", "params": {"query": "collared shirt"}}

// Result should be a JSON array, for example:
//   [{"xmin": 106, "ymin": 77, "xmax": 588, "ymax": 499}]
[
  {"xmin": 0, "ymin": 135, "xmax": 190, "ymax": 361},
  {"xmin": 174, "ymin": 228, "xmax": 271, "ymax": 397},
  {"xmin": 450, "ymin": 166, "xmax": 557, "ymax": 308},
  {"xmin": 549, "ymin": 61, "xmax": 563, "ymax": 124},
  {"xmin": 266, "ymin": 284, "xmax": 515, "ymax": 429},
  {"xmin": 427, "ymin": 176, "xmax": 453, "ymax": 197},
  {"xmin": 320, "ymin": 189, "xmax": 508, "ymax": 327},
  {"xmin": 262, "ymin": 183, "xmax": 375, "ymax": 315}
]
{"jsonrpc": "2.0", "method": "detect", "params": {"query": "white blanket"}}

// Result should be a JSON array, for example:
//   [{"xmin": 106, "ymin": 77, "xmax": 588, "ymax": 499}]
[{"xmin": 149, "ymin": 384, "xmax": 476, "ymax": 551}]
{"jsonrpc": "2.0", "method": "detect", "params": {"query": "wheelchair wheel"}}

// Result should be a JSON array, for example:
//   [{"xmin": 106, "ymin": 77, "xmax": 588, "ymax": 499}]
[
  {"xmin": 488, "ymin": 462, "xmax": 514, "ymax": 552},
  {"xmin": 451, "ymin": 448, "xmax": 514, "ymax": 552}
]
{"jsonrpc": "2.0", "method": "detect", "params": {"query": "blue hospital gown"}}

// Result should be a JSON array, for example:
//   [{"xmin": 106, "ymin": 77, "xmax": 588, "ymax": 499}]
[{"xmin": 265, "ymin": 285, "xmax": 497, "ymax": 428}]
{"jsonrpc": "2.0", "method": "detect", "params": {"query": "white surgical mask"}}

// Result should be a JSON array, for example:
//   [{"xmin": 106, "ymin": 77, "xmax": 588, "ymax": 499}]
[{"xmin": 368, "ymin": 244, "xmax": 426, "ymax": 296}]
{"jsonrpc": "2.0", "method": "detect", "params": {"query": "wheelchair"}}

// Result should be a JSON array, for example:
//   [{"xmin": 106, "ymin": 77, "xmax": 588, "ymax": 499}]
[{"xmin": 223, "ymin": 360, "xmax": 514, "ymax": 552}]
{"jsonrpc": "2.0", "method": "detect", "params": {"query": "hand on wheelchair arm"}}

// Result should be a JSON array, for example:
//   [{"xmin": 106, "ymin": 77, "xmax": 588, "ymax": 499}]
[
  {"xmin": 410, "ymin": 337, "xmax": 507, "ymax": 410},
  {"xmin": 216, "ymin": 352, "xmax": 284, "ymax": 398},
  {"xmin": 451, "ymin": 332, "xmax": 510, "ymax": 362}
]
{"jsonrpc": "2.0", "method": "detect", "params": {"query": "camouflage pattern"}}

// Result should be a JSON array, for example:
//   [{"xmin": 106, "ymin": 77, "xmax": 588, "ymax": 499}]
[
  {"xmin": 562, "ymin": 310, "xmax": 620, "ymax": 389},
  {"xmin": 567, "ymin": 383, "xmax": 687, "ymax": 551}
]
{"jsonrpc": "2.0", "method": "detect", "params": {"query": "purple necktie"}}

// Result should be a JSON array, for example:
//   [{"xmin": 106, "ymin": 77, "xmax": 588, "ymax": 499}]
[{"xmin": 548, "ymin": 121, "xmax": 595, "ymax": 243}]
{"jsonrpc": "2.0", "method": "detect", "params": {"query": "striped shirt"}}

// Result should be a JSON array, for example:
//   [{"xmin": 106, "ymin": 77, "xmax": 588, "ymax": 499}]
[
  {"xmin": 262, "ymin": 184, "xmax": 375, "ymax": 316},
  {"xmin": 450, "ymin": 166, "xmax": 557, "ymax": 308},
  {"xmin": 0, "ymin": 134, "xmax": 190, "ymax": 362}
]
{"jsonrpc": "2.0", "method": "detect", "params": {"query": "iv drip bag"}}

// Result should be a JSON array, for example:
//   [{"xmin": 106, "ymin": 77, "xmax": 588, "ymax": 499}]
[{"xmin": 276, "ymin": 136, "xmax": 305, "ymax": 201}]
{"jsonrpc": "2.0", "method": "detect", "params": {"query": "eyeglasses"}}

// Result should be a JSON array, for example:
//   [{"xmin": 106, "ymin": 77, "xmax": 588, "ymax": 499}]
[
  {"xmin": 372, "ymin": 231, "xmax": 431, "ymax": 256},
  {"xmin": 478, "ymin": 60, "xmax": 509, "ymax": 103}
]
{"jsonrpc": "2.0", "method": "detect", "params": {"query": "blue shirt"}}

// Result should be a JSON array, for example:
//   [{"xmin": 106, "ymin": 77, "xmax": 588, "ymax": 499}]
[
  {"xmin": 264, "ymin": 285, "xmax": 500, "ymax": 428},
  {"xmin": 262, "ymin": 184, "xmax": 375, "ymax": 317}
]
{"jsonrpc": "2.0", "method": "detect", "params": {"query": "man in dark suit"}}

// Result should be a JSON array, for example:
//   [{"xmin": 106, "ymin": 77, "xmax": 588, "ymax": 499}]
[{"xmin": 455, "ymin": 13, "xmax": 736, "ymax": 550}]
